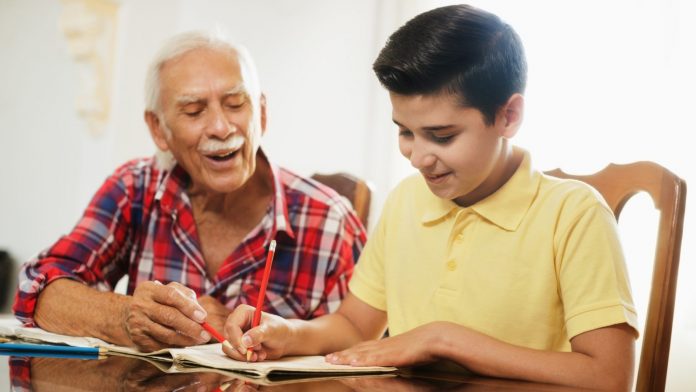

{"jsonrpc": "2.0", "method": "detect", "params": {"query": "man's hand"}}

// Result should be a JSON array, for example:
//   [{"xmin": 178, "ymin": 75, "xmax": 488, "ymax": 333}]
[
  {"xmin": 124, "ymin": 281, "xmax": 211, "ymax": 351},
  {"xmin": 198, "ymin": 295, "xmax": 230, "ymax": 333},
  {"xmin": 222, "ymin": 304, "xmax": 294, "ymax": 362}
]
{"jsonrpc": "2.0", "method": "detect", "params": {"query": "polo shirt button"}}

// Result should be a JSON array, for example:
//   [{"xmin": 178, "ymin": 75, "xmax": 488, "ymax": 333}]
[
  {"xmin": 456, "ymin": 233, "xmax": 464, "ymax": 242},
  {"xmin": 447, "ymin": 260, "xmax": 457, "ymax": 271}
]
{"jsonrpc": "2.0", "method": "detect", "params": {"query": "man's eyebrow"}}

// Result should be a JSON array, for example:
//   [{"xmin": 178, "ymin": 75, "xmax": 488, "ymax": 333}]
[
  {"xmin": 176, "ymin": 95, "xmax": 204, "ymax": 106},
  {"xmin": 392, "ymin": 119, "xmax": 455, "ymax": 132},
  {"xmin": 175, "ymin": 85, "xmax": 248, "ymax": 106},
  {"xmin": 222, "ymin": 84, "xmax": 248, "ymax": 98}
]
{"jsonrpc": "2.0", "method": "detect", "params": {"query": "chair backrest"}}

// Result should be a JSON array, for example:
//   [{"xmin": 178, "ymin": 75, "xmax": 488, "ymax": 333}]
[
  {"xmin": 311, "ymin": 172, "xmax": 372, "ymax": 228},
  {"xmin": 546, "ymin": 162, "xmax": 686, "ymax": 392}
]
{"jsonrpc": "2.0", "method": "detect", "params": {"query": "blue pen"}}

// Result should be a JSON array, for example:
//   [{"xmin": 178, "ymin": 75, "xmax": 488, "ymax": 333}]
[{"xmin": 0, "ymin": 342, "xmax": 103, "ymax": 359}]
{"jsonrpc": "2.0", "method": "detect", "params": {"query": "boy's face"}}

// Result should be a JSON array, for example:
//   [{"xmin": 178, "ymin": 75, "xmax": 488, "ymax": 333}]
[{"xmin": 392, "ymin": 92, "xmax": 517, "ymax": 206}]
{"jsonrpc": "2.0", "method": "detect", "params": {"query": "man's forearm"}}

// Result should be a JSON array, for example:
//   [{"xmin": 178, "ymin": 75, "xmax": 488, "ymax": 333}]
[{"xmin": 34, "ymin": 278, "xmax": 133, "ymax": 346}]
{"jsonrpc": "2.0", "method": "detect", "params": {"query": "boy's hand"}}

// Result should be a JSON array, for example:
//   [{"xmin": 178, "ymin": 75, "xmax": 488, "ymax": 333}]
[
  {"xmin": 325, "ymin": 322, "xmax": 441, "ymax": 367},
  {"xmin": 222, "ymin": 304, "xmax": 293, "ymax": 361}
]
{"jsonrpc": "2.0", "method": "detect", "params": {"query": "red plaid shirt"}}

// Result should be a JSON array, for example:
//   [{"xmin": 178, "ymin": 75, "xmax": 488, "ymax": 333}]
[{"xmin": 14, "ymin": 155, "xmax": 366, "ymax": 325}]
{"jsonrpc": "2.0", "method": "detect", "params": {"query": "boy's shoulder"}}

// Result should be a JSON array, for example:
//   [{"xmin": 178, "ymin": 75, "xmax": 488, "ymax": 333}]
[{"xmin": 537, "ymin": 172, "xmax": 610, "ymax": 214}]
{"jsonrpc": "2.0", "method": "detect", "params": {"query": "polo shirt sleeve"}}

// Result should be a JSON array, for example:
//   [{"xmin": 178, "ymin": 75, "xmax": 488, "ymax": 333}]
[
  {"xmin": 348, "ymin": 191, "xmax": 392, "ymax": 312},
  {"xmin": 13, "ymin": 166, "xmax": 135, "ymax": 326},
  {"xmin": 556, "ymin": 197, "xmax": 639, "ymax": 340}
]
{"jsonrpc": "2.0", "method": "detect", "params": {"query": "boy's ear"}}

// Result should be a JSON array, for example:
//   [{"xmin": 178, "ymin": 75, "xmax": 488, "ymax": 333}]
[
  {"xmin": 144, "ymin": 111, "xmax": 170, "ymax": 151},
  {"xmin": 498, "ymin": 93, "xmax": 524, "ymax": 139}
]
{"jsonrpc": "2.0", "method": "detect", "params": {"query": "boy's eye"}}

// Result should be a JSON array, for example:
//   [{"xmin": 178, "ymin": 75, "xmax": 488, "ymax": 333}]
[
  {"xmin": 430, "ymin": 134, "xmax": 454, "ymax": 144},
  {"xmin": 398, "ymin": 129, "xmax": 413, "ymax": 138}
]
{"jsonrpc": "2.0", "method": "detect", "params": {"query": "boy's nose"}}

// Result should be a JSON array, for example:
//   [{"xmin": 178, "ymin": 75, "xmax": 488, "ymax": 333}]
[{"xmin": 409, "ymin": 146, "xmax": 437, "ymax": 171}]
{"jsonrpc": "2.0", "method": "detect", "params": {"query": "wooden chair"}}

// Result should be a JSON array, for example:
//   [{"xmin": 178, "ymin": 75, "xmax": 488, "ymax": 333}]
[
  {"xmin": 546, "ymin": 162, "xmax": 686, "ymax": 392},
  {"xmin": 311, "ymin": 172, "xmax": 372, "ymax": 228}
]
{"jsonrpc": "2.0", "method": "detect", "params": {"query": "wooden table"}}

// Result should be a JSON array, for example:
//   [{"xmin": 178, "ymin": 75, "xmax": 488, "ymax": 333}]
[{"xmin": 1, "ymin": 354, "xmax": 593, "ymax": 391}]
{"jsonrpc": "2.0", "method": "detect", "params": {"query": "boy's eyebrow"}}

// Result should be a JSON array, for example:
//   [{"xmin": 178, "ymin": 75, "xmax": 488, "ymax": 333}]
[{"xmin": 392, "ymin": 119, "xmax": 455, "ymax": 132}]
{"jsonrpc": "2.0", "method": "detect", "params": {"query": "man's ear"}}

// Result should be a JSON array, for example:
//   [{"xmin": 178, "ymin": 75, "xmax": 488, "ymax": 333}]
[
  {"xmin": 259, "ymin": 93, "xmax": 267, "ymax": 135},
  {"xmin": 498, "ymin": 93, "xmax": 524, "ymax": 139},
  {"xmin": 144, "ymin": 111, "xmax": 170, "ymax": 151}
]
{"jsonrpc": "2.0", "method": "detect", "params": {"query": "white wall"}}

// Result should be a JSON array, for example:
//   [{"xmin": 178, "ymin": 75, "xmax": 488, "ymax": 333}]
[{"xmin": 0, "ymin": 0, "xmax": 694, "ymax": 389}]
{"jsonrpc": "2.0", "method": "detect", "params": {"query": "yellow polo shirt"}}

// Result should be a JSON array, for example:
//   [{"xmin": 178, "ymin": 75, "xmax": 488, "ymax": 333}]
[{"xmin": 349, "ymin": 149, "xmax": 638, "ymax": 351}]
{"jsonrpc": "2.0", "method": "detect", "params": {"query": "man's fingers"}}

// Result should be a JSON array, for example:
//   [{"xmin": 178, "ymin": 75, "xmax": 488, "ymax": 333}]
[
  {"xmin": 149, "ymin": 282, "xmax": 207, "ymax": 323},
  {"xmin": 167, "ymin": 282, "xmax": 198, "ymax": 302},
  {"xmin": 147, "ymin": 305, "xmax": 209, "ymax": 345}
]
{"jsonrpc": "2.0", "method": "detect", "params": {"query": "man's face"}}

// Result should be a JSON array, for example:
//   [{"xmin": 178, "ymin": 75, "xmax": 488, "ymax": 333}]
[
  {"xmin": 392, "ymin": 92, "xmax": 508, "ymax": 205},
  {"xmin": 149, "ymin": 47, "xmax": 265, "ymax": 194}
]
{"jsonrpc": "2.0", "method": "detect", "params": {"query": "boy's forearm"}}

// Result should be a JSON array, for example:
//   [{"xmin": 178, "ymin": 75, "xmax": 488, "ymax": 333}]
[
  {"xmin": 285, "ymin": 312, "xmax": 366, "ymax": 355},
  {"xmin": 434, "ymin": 322, "xmax": 634, "ymax": 391}
]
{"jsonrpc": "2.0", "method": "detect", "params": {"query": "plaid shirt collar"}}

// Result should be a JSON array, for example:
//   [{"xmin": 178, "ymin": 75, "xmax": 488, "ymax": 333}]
[{"xmin": 153, "ymin": 149, "xmax": 297, "ymax": 245}]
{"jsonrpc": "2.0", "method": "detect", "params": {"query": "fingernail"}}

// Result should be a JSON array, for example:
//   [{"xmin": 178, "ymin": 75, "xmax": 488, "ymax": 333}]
[
  {"xmin": 193, "ymin": 310, "xmax": 205, "ymax": 322},
  {"xmin": 200, "ymin": 331, "xmax": 211, "ymax": 341},
  {"xmin": 242, "ymin": 335, "xmax": 252, "ymax": 346}
]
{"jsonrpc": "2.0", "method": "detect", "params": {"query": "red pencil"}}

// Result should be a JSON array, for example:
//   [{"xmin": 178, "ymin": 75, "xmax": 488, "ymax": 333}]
[
  {"xmin": 201, "ymin": 321, "xmax": 233, "ymax": 351},
  {"xmin": 247, "ymin": 239, "xmax": 277, "ymax": 361}
]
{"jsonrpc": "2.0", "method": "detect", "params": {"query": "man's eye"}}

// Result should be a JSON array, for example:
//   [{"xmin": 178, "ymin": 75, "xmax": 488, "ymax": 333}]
[
  {"xmin": 226, "ymin": 102, "xmax": 245, "ymax": 110},
  {"xmin": 184, "ymin": 111, "xmax": 202, "ymax": 117}
]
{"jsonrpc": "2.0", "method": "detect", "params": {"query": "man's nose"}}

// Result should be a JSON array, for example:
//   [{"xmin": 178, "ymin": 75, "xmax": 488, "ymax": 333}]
[{"xmin": 207, "ymin": 105, "xmax": 235, "ymax": 139}]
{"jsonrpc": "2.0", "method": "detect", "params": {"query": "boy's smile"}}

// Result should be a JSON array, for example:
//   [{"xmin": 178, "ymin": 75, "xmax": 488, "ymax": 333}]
[{"xmin": 391, "ymin": 91, "xmax": 523, "ymax": 206}]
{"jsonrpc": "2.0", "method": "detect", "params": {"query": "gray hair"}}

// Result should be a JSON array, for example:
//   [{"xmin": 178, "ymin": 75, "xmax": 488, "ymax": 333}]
[
  {"xmin": 144, "ymin": 30, "xmax": 263, "ymax": 171},
  {"xmin": 144, "ymin": 30, "xmax": 262, "ymax": 114}
]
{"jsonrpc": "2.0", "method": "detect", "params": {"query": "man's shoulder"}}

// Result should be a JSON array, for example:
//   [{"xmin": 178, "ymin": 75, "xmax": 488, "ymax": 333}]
[
  {"xmin": 276, "ymin": 167, "xmax": 356, "ymax": 217},
  {"xmin": 112, "ymin": 157, "xmax": 157, "ymax": 176},
  {"xmin": 107, "ymin": 157, "xmax": 166, "ymax": 191}
]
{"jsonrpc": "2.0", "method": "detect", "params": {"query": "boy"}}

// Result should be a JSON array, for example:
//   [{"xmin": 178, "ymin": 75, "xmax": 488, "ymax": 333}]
[{"xmin": 222, "ymin": 5, "xmax": 638, "ymax": 390}]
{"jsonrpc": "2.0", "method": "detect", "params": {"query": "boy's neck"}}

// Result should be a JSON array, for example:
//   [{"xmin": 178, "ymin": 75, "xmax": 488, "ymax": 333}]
[{"xmin": 454, "ymin": 144, "xmax": 523, "ymax": 207}]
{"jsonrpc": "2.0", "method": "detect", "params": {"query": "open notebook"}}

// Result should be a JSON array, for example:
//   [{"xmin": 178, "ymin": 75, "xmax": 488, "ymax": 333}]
[{"xmin": 0, "ymin": 318, "xmax": 396, "ymax": 378}]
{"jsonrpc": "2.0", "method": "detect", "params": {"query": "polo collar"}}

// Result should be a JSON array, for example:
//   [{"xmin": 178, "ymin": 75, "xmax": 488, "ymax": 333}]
[{"xmin": 421, "ymin": 148, "xmax": 540, "ymax": 231}]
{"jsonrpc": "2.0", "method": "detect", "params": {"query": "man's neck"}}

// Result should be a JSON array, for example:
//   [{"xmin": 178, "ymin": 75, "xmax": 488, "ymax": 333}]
[{"xmin": 187, "ymin": 156, "xmax": 274, "ymax": 221}]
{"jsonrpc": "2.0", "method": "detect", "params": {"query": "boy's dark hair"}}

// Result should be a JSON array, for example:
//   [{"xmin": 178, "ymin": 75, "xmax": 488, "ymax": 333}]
[{"xmin": 373, "ymin": 4, "xmax": 527, "ymax": 125}]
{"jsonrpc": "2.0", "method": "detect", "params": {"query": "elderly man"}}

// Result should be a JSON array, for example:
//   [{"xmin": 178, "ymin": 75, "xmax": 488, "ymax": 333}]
[{"xmin": 13, "ymin": 31, "xmax": 366, "ymax": 351}]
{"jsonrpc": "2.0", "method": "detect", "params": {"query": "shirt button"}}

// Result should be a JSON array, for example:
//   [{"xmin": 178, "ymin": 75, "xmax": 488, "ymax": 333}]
[
  {"xmin": 456, "ymin": 233, "xmax": 464, "ymax": 242},
  {"xmin": 446, "ymin": 260, "xmax": 457, "ymax": 271}
]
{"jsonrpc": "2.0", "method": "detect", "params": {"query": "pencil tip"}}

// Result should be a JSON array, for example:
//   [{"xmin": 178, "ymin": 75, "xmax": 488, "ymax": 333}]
[{"xmin": 269, "ymin": 240, "xmax": 276, "ymax": 251}]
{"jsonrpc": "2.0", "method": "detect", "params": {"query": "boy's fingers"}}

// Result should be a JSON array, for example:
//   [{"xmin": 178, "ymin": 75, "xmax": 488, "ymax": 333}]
[
  {"xmin": 224, "ymin": 305, "xmax": 256, "ymax": 347},
  {"xmin": 242, "ymin": 322, "xmax": 269, "ymax": 350}
]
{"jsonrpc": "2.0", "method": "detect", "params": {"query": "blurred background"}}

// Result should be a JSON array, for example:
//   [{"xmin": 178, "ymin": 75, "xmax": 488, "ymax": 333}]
[{"xmin": 0, "ymin": 0, "xmax": 694, "ymax": 389}]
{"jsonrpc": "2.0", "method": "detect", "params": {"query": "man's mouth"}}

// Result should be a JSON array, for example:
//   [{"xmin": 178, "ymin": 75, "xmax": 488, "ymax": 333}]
[{"xmin": 205, "ymin": 150, "xmax": 239, "ymax": 162}]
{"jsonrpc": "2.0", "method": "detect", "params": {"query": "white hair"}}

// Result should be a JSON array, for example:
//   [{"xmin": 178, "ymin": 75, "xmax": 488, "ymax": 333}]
[{"xmin": 144, "ymin": 30, "xmax": 263, "ymax": 171}]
